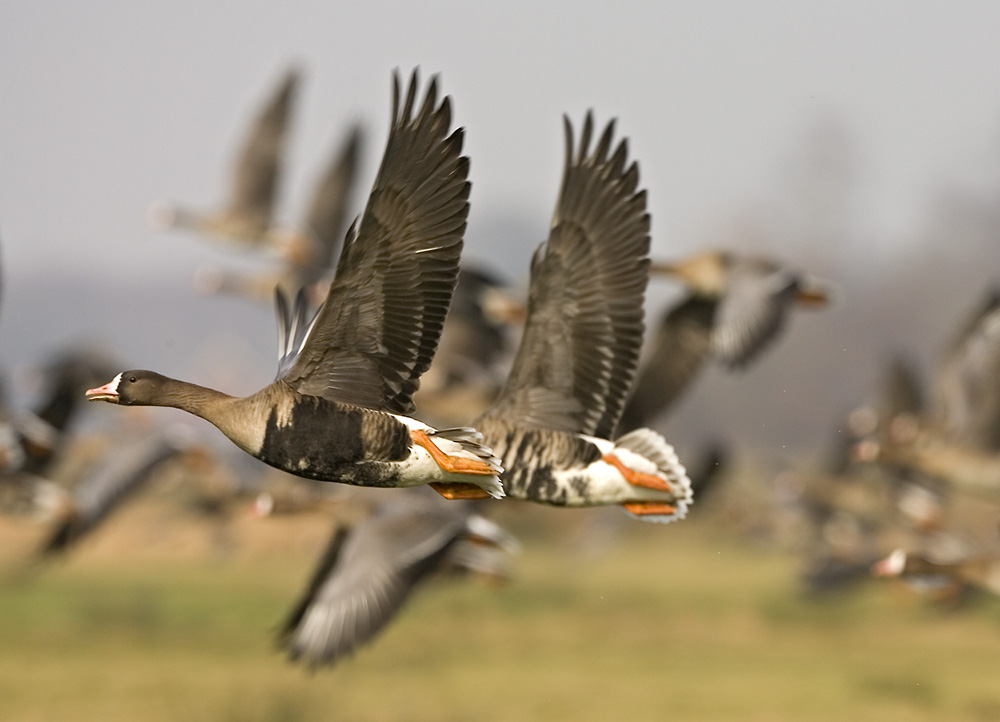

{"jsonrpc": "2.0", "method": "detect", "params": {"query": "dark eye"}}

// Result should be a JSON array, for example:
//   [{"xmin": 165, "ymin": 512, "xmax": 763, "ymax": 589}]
[{"xmin": 128, "ymin": 376, "xmax": 137, "ymax": 383}]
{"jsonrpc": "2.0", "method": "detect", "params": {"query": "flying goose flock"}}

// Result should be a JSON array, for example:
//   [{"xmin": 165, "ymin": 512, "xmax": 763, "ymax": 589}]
[{"xmin": 16, "ymin": 64, "xmax": 1000, "ymax": 671}]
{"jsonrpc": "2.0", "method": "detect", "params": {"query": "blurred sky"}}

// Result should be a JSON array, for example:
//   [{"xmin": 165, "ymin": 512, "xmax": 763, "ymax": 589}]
[{"xmin": 1, "ymin": 1, "xmax": 999, "ymax": 451}]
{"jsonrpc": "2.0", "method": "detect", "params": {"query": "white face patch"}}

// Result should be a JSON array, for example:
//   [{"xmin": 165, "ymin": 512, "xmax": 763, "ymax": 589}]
[
  {"xmin": 107, "ymin": 372, "xmax": 123, "ymax": 394},
  {"xmin": 886, "ymin": 549, "xmax": 907, "ymax": 575}
]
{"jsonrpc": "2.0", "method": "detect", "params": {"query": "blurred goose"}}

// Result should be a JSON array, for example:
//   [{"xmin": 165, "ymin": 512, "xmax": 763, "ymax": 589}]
[
  {"xmin": 616, "ymin": 294, "xmax": 715, "ymax": 433},
  {"xmin": 857, "ymin": 420, "xmax": 1000, "ymax": 502},
  {"xmin": 17, "ymin": 349, "xmax": 120, "ymax": 476},
  {"xmin": 931, "ymin": 288, "xmax": 1000, "ymax": 449},
  {"xmin": 473, "ymin": 114, "xmax": 692, "ymax": 522},
  {"xmin": 873, "ymin": 548, "xmax": 1000, "ymax": 599},
  {"xmin": 149, "ymin": 67, "xmax": 301, "ymax": 254},
  {"xmin": 650, "ymin": 250, "xmax": 831, "ymax": 368},
  {"xmin": 193, "ymin": 124, "xmax": 365, "ymax": 302},
  {"xmin": 413, "ymin": 265, "xmax": 524, "ymax": 427},
  {"xmin": 37, "ymin": 431, "xmax": 191, "ymax": 556},
  {"xmin": 279, "ymin": 487, "xmax": 517, "ymax": 667},
  {"xmin": 88, "ymin": 70, "xmax": 502, "ymax": 500}
]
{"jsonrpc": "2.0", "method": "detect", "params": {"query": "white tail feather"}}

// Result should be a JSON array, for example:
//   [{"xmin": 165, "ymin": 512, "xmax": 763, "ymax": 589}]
[{"xmin": 615, "ymin": 428, "xmax": 693, "ymax": 523}]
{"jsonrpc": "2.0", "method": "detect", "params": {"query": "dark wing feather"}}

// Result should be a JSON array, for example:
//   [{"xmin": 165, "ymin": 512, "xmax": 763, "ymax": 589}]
[
  {"xmin": 283, "ymin": 70, "xmax": 469, "ymax": 413},
  {"xmin": 223, "ymin": 67, "xmax": 299, "ymax": 234},
  {"xmin": 480, "ymin": 113, "xmax": 650, "ymax": 438},
  {"xmin": 299, "ymin": 124, "xmax": 364, "ymax": 281},
  {"xmin": 279, "ymin": 499, "xmax": 469, "ymax": 667},
  {"xmin": 617, "ymin": 294, "xmax": 716, "ymax": 434}
]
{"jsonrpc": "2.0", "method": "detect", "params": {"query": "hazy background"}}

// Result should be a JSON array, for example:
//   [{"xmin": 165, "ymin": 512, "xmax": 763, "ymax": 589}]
[{"xmin": 2, "ymin": 1, "xmax": 1000, "ymax": 458}]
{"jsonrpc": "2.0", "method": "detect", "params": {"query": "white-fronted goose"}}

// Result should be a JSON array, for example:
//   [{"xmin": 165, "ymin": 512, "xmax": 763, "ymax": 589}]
[
  {"xmin": 149, "ymin": 67, "xmax": 301, "ymax": 253},
  {"xmin": 89, "ymin": 70, "xmax": 503, "ymax": 500},
  {"xmin": 856, "ymin": 419, "xmax": 1000, "ymax": 502},
  {"xmin": 193, "ymin": 124, "xmax": 365, "ymax": 302},
  {"xmin": 651, "ymin": 250, "xmax": 831, "ymax": 368},
  {"xmin": 279, "ymin": 487, "xmax": 516, "ymax": 667},
  {"xmin": 38, "ymin": 431, "xmax": 189, "ymax": 556},
  {"xmin": 873, "ymin": 548, "xmax": 1000, "ymax": 599},
  {"xmin": 473, "ymin": 114, "xmax": 692, "ymax": 522}
]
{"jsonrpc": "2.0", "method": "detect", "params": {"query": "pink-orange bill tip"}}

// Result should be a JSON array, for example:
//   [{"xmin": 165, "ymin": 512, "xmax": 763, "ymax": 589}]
[{"xmin": 85, "ymin": 373, "xmax": 122, "ymax": 402}]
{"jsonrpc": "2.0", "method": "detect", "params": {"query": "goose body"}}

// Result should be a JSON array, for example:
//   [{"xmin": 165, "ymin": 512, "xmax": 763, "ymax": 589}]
[
  {"xmin": 473, "ymin": 114, "xmax": 691, "ymax": 522},
  {"xmin": 89, "ymin": 70, "xmax": 502, "ymax": 500}
]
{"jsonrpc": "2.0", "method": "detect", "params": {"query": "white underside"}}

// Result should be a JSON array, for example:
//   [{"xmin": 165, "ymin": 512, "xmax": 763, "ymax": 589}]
[
  {"xmin": 390, "ymin": 414, "xmax": 505, "ymax": 499},
  {"xmin": 551, "ymin": 432, "xmax": 693, "ymax": 522}
]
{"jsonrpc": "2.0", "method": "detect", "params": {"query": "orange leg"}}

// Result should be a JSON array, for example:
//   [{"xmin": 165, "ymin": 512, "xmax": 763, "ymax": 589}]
[
  {"xmin": 429, "ymin": 482, "xmax": 492, "ymax": 500},
  {"xmin": 623, "ymin": 502, "xmax": 678, "ymax": 517},
  {"xmin": 602, "ymin": 453, "xmax": 673, "ymax": 492},
  {"xmin": 411, "ymin": 429, "xmax": 497, "ymax": 476}
]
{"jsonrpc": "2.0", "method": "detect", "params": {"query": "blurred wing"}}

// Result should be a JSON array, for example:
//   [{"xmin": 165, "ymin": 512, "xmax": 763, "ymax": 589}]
[
  {"xmin": 879, "ymin": 353, "xmax": 925, "ymax": 421},
  {"xmin": 283, "ymin": 70, "xmax": 469, "ymax": 413},
  {"xmin": 299, "ymin": 124, "xmax": 364, "ymax": 280},
  {"xmin": 712, "ymin": 259, "xmax": 798, "ymax": 368},
  {"xmin": 481, "ymin": 114, "xmax": 650, "ymax": 438},
  {"xmin": 617, "ymin": 294, "xmax": 716, "ymax": 434},
  {"xmin": 40, "ymin": 434, "xmax": 183, "ymax": 555},
  {"xmin": 279, "ymin": 501, "xmax": 469, "ymax": 667},
  {"xmin": 934, "ymin": 291, "xmax": 1000, "ymax": 447},
  {"xmin": 223, "ymin": 67, "xmax": 300, "ymax": 234}
]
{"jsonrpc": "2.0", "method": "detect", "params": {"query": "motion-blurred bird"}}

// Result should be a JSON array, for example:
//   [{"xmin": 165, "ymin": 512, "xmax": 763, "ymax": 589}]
[
  {"xmin": 278, "ymin": 487, "xmax": 517, "ymax": 667},
  {"xmin": 148, "ymin": 67, "xmax": 301, "ymax": 254},
  {"xmin": 650, "ymin": 250, "xmax": 831, "ymax": 369},
  {"xmin": 193, "ymin": 124, "xmax": 365, "ymax": 302},
  {"xmin": 37, "ymin": 430, "xmax": 192, "ymax": 556}
]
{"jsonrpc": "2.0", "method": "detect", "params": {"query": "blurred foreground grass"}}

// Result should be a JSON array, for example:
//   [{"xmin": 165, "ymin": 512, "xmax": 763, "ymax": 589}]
[{"xmin": 1, "ymin": 497, "xmax": 999, "ymax": 722}]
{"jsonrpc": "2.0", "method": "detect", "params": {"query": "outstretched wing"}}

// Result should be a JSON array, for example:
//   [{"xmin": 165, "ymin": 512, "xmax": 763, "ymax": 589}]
[
  {"xmin": 282, "ymin": 69, "xmax": 470, "ymax": 413},
  {"xmin": 278, "ymin": 498, "xmax": 470, "ymax": 667},
  {"xmin": 223, "ymin": 67, "xmax": 300, "ymax": 234},
  {"xmin": 480, "ymin": 113, "xmax": 650, "ymax": 438}
]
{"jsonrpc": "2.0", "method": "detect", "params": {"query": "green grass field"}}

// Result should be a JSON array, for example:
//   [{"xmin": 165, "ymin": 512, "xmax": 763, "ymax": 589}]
[{"xmin": 2, "ymin": 498, "xmax": 999, "ymax": 722}]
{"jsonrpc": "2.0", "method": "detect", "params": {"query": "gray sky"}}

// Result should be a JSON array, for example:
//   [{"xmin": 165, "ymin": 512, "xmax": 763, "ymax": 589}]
[{"xmin": 1, "ymin": 1, "xmax": 999, "ymax": 451}]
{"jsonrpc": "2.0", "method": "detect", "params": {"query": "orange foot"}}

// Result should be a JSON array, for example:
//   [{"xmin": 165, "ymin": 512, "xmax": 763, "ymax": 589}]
[
  {"xmin": 623, "ymin": 502, "xmax": 678, "ymax": 517},
  {"xmin": 429, "ymin": 482, "xmax": 492, "ymax": 500},
  {"xmin": 602, "ymin": 453, "xmax": 672, "ymax": 492},
  {"xmin": 411, "ymin": 429, "xmax": 497, "ymax": 476}
]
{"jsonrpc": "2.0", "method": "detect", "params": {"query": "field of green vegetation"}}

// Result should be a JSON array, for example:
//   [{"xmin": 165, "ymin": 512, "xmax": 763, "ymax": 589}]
[{"xmin": 1, "ymin": 497, "xmax": 999, "ymax": 722}]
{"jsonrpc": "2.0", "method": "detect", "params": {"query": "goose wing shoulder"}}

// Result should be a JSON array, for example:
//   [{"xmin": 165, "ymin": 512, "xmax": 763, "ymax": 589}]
[{"xmin": 281, "ymin": 70, "xmax": 470, "ymax": 415}]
